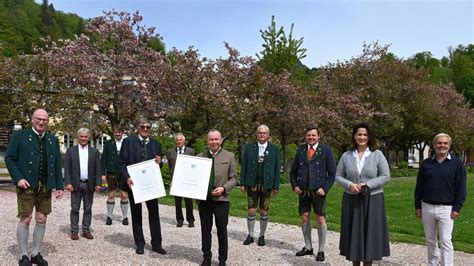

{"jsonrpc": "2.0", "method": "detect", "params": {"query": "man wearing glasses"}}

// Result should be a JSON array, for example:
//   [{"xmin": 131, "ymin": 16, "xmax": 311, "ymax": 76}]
[
  {"xmin": 240, "ymin": 125, "xmax": 280, "ymax": 246},
  {"xmin": 119, "ymin": 118, "xmax": 166, "ymax": 255},
  {"xmin": 5, "ymin": 108, "xmax": 64, "ymax": 266}
]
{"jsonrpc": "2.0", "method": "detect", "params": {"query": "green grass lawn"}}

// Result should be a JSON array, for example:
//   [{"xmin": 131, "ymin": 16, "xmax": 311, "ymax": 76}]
[{"xmin": 159, "ymin": 174, "xmax": 474, "ymax": 253}]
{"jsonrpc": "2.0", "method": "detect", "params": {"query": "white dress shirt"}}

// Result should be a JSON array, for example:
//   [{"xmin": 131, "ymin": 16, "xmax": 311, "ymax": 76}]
[
  {"xmin": 79, "ymin": 145, "xmax": 89, "ymax": 181},
  {"xmin": 352, "ymin": 147, "xmax": 371, "ymax": 174}
]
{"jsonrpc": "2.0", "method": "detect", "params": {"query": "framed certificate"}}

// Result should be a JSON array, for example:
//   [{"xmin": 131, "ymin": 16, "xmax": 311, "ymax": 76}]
[
  {"xmin": 127, "ymin": 159, "xmax": 166, "ymax": 203},
  {"xmin": 170, "ymin": 154, "xmax": 212, "ymax": 200}
]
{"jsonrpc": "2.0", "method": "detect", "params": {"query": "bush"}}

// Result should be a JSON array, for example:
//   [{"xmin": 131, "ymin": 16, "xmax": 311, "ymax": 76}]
[
  {"xmin": 398, "ymin": 161, "xmax": 409, "ymax": 169},
  {"xmin": 390, "ymin": 168, "xmax": 418, "ymax": 178}
]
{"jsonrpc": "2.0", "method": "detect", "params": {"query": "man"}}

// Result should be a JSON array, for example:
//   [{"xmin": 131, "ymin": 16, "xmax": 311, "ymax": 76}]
[
  {"xmin": 197, "ymin": 129, "xmax": 237, "ymax": 266},
  {"xmin": 240, "ymin": 124, "xmax": 280, "ymax": 246},
  {"xmin": 167, "ymin": 132, "xmax": 196, "ymax": 228},
  {"xmin": 101, "ymin": 126, "xmax": 129, "ymax": 226},
  {"xmin": 415, "ymin": 133, "xmax": 467, "ymax": 266},
  {"xmin": 5, "ymin": 108, "xmax": 64, "ymax": 266},
  {"xmin": 119, "ymin": 118, "xmax": 166, "ymax": 255},
  {"xmin": 64, "ymin": 128, "xmax": 102, "ymax": 240},
  {"xmin": 290, "ymin": 126, "xmax": 336, "ymax": 262}
]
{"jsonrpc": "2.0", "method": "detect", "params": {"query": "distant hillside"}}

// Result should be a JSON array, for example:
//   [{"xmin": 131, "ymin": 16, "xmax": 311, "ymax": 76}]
[{"xmin": 0, "ymin": 0, "xmax": 85, "ymax": 56}]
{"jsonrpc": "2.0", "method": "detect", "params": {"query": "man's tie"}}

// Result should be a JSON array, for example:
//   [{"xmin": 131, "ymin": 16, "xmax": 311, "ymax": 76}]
[
  {"xmin": 178, "ymin": 147, "xmax": 182, "ymax": 154},
  {"xmin": 308, "ymin": 146, "xmax": 315, "ymax": 160},
  {"xmin": 141, "ymin": 139, "xmax": 148, "ymax": 161}
]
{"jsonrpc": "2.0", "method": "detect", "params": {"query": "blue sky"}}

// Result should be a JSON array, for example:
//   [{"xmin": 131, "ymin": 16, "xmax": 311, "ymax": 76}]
[{"xmin": 45, "ymin": 0, "xmax": 473, "ymax": 68}]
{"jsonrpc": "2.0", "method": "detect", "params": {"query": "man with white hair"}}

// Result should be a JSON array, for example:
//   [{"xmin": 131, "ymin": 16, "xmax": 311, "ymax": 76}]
[
  {"xmin": 5, "ymin": 108, "xmax": 64, "ymax": 266},
  {"xmin": 64, "ymin": 128, "xmax": 102, "ymax": 241},
  {"xmin": 167, "ymin": 132, "xmax": 196, "ymax": 228},
  {"xmin": 240, "ymin": 124, "xmax": 280, "ymax": 246},
  {"xmin": 415, "ymin": 133, "xmax": 467, "ymax": 266}
]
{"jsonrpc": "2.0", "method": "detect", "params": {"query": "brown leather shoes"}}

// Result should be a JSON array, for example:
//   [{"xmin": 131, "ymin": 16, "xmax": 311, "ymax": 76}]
[
  {"xmin": 71, "ymin": 232, "xmax": 79, "ymax": 240},
  {"xmin": 82, "ymin": 232, "xmax": 94, "ymax": 239}
]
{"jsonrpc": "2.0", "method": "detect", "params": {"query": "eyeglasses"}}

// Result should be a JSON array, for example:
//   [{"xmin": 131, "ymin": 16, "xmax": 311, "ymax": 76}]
[
  {"xmin": 258, "ymin": 132, "xmax": 268, "ymax": 135},
  {"xmin": 34, "ymin": 117, "xmax": 48, "ymax": 122},
  {"xmin": 140, "ymin": 125, "xmax": 151, "ymax": 130}
]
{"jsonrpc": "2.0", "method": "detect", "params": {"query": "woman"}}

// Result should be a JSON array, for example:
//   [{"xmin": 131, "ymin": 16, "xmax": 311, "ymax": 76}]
[{"xmin": 335, "ymin": 123, "xmax": 390, "ymax": 265}]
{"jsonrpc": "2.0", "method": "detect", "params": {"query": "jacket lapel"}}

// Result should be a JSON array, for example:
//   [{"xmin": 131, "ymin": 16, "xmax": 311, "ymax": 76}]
[
  {"xmin": 311, "ymin": 145, "xmax": 323, "ymax": 161},
  {"xmin": 88, "ymin": 146, "xmax": 94, "ymax": 177},
  {"xmin": 74, "ymin": 146, "xmax": 81, "ymax": 175},
  {"xmin": 253, "ymin": 142, "xmax": 259, "ymax": 159},
  {"xmin": 28, "ymin": 129, "xmax": 40, "ymax": 152}
]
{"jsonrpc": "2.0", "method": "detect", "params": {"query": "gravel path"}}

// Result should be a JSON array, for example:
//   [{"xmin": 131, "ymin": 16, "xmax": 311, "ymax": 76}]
[{"xmin": 0, "ymin": 190, "xmax": 472, "ymax": 265}]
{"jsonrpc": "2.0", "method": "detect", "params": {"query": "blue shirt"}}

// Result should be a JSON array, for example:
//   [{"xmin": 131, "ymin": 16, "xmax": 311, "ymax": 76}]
[{"xmin": 414, "ymin": 154, "xmax": 467, "ymax": 213}]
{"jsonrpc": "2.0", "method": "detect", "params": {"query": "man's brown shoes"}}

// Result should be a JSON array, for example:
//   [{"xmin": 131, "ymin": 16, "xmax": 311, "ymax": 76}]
[
  {"xmin": 71, "ymin": 232, "xmax": 79, "ymax": 240},
  {"xmin": 82, "ymin": 232, "xmax": 94, "ymax": 239}
]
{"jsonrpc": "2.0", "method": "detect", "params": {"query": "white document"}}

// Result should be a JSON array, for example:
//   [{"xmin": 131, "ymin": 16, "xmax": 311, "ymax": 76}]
[
  {"xmin": 127, "ymin": 159, "xmax": 166, "ymax": 203},
  {"xmin": 170, "ymin": 154, "xmax": 212, "ymax": 200}
]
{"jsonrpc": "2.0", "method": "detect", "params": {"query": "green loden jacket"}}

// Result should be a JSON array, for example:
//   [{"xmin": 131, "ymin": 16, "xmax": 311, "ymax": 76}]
[
  {"xmin": 5, "ymin": 128, "xmax": 64, "ymax": 190},
  {"xmin": 240, "ymin": 141, "xmax": 280, "ymax": 190},
  {"xmin": 101, "ymin": 139, "xmax": 120, "ymax": 175}
]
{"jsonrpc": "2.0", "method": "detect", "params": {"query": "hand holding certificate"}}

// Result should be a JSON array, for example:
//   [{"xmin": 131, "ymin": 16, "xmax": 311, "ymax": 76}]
[{"xmin": 126, "ymin": 159, "xmax": 166, "ymax": 203}]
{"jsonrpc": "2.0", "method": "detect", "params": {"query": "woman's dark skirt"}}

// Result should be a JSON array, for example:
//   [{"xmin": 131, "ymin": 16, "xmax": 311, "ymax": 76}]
[{"xmin": 339, "ymin": 192, "xmax": 390, "ymax": 262}]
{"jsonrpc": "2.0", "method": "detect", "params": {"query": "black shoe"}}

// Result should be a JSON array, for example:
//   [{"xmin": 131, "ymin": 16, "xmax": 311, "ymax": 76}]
[
  {"xmin": 30, "ymin": 253, "xmax": 48, "ymax": 266},
  {"xmin": 177, "ymin": 221, "xmax": 183, "ymax": 227},
  {"xmin": 19, "ymin": 255, "xmax": 31, "ymax": 266},
  {"xmin": 315, "ymin": 251, "xmax": 325, "ymax": 261},
  {"xmin": 188, "ymin": 222, "xmax": 195, "ymax": 228},
  {"xmin": 243, "ymin": 235, "xmax": 254, "ymax": 245},
  {"xmin": 201, "ymin": 259, "xmax": 211, "ymax": 266},
  {"xmin": 135, "ymin": 246, "xmax": 144, "ymax": 255},
  {"xmin": 295, "ymin": 247, "xmax": 313, "ymax": 256},
  {"xmin": 106, "ymin": 217, "xmax": 112, "ymax": 225},
  {"xmin": 152, "ymin": 246, "xmax": 167, "ymax": 255},
  {"xmin": 122, "ymin": 217, "xmax": 129, "ymax": 225},
  {"xmin": 257, "ymin": 235, "xmax": 265, "ymax": 246}
]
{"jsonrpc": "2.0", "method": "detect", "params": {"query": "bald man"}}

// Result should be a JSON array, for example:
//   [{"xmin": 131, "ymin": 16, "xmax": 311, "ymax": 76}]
[
  {"xmin": 197, "ymin": 129, "xmax": 238, "ymax": 266},
  {"xmin": 5, "ymin": 109, "xmax": 64, "ymax": 266}
]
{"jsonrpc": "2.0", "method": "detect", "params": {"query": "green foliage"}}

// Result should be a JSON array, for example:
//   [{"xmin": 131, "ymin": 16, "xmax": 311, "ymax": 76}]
[
  {"xmin": 257, "ymin": 15, "xmax": 307, "ymax": 75},
  {"xmin": 398, "ymin": 161, "xmax": 409, "ymax": 169},
  {"xmin": 0, "ymin": 0, "xmax": 85, "ymax": 56},
  {"xmin": 391, "ymin": 168, "xmax": 418, "ymax": 178}
]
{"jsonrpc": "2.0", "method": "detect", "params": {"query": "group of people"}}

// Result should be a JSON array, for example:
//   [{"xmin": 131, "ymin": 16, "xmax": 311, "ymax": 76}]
[{"xmin": 5, "ymin": 108, "xmax": 467, "ymax": 266}]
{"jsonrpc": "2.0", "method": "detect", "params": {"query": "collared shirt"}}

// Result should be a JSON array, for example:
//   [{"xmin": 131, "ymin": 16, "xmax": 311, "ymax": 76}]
[
  {"xmin": 32, "ymin": 127, "xmax": 45, "ymax": 139},
  {"xmin": 258, "ymin": 142, "xmax": 268, "ymax": 157},
  {"xmin": 78, "ymin": 145, "xmax": 89, "ymax": 181},
  {"xmin": 115, "ymin": 138, "xmax": 123, "ymax": 152},
  {"xmin": 209, "ymin": 147, "xmax": 221, "ymax": 157},
  {"xmin": 352, "ymin": 147, "xmax": 371, "ymax": 174},
  {"xmin": 177, "ymin": 146, "xmax": 185, "ymax": 154},
  {"xmin": 307, "ymin": 143, "xmax": 319, "ymax": 153},
  {"xmin": 138, "ymin": 135, "xmax": 149, "ymax": 145},
  {"xmin": 432, "ymin": 153, "xmax": 452, "ymax": 164}
]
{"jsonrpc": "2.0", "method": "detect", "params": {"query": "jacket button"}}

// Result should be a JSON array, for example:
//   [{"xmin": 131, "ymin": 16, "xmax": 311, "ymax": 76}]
[
  {"xmin": 31, "ymin": 152, "xmax": 34, "ymax": 155},
  {"xmin": 29, "ymin": 161, "xmax": 33, "ymax": 164},
  {"xmin": 28, "ymin": 170, "xmax": 32, "ymax": 173}
]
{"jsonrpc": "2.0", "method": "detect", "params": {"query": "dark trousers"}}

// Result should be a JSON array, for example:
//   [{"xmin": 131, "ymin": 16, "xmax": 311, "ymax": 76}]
[
  {"xmin": 70, "ymin": 182, "xmax": 94, "ymax": 232},
  {"xmin": 198, "ymin": 200, "xmax": 229, "ymax": 262},
  {"xmin": 175, "ymin": 196, "xmax": 195, "ymax": 223},
  {"xmin": 128, "ymin": 191, "xmax": 162, "ymax": 249}
]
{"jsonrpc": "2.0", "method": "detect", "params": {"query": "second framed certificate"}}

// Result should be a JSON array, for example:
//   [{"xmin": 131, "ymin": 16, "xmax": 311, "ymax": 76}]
[{"xmin": 170, "ymin": 155, "xmax": 212, "ymax": 200}]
